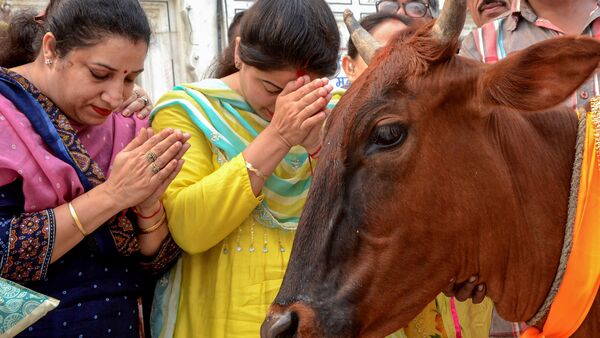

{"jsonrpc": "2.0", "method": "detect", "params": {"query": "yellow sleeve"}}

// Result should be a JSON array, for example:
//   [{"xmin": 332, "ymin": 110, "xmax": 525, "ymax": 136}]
[{"xmin": 151, "ymin": 93, "xmax": 263, "ymax": 254}]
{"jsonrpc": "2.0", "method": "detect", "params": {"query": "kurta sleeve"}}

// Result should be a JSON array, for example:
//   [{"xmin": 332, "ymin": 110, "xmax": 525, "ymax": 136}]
[
  {"xmin": 138, "ymin": 234, "xmax": 181, "ymax": 276},
  {"xmin": 151, "ymin": 96, "xmax": 263, "ymax": 254},
  {"xmin": 0, "ymin": 210, "xmax": 56, "ymax": 283}
]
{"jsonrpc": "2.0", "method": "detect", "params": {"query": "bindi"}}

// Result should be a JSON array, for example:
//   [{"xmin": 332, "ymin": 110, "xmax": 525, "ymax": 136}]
[{"xmin": 123, "ymin": 70, "xmax": 129, "ymax": 74}]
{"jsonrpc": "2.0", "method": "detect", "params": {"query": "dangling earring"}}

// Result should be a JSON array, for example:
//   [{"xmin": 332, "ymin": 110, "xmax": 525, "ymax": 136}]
[{"xmin": 45, "ymin": 59, "xmax": 53, "ymax": 65}]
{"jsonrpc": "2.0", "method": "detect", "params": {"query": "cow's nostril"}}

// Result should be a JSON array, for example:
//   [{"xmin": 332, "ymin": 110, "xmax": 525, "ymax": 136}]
[{"xmin": 261, "ymin": 311, "xmax": 299, "ymax": 338}]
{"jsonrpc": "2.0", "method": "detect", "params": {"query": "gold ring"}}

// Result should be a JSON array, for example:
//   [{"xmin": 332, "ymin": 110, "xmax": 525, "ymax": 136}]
[
  {"xmin": 146, "ymin": 151, "xmax": 158, "ymax": 163},
  {"xmin": 150, "ymin": 162, "xmax": 160, "ymax": 174}
]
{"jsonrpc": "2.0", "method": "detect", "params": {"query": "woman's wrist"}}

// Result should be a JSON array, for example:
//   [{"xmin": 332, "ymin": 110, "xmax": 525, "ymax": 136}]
[
  {"xmin": 93, "ymin": 184, "xmax": 124, "ymax": 215},
  {"xmin": 138, "ymin": 211, "xmax": 166, "ymax": 234},
  {"xmin": 307, "ymin": 145, "xmax": 322, "ymax": 159},
  {"xmin": 263, "ymin": 125, "xmax": 293, "ymax": 151},
  {"xmin": 134, "ymin": 201, "xmax": 162, "ymax": 219}
]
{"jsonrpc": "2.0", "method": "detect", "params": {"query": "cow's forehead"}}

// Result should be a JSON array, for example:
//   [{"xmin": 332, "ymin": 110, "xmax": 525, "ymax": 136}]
[{"xmin": 329, "ymin": 57, "xmax": 485, "ymax": 151}]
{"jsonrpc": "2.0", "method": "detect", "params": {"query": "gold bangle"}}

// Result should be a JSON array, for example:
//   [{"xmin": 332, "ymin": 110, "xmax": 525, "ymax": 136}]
[
  {"xmin": 246, "ymin": 161, "xmax": 267, "ymax": 181},
  {"xmin": 68, "ymin": 202, "xmax": 88, "ymax": 236},
  {"xmin": 138, "ymin": 211, "xmax": 166, "ymax": 234}
]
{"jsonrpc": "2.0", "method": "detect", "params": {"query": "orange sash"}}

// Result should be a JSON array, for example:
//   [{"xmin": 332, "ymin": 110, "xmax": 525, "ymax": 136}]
[{"xmin": 522, "ymin": 102, "xmax": 600, "ymax": 338}]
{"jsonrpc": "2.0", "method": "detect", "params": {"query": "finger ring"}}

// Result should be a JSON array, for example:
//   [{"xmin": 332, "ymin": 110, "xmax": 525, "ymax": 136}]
[
  {"xmin": 150, "ymin": 162, "xmax": 160, "ymax": 174},
  {"xmin": 145, "ymin": 151, "xmax": 158, "ymax": 163},
  {"xmin": 140, "ymin": 96, "xmax": 149, "ymax": 107}
]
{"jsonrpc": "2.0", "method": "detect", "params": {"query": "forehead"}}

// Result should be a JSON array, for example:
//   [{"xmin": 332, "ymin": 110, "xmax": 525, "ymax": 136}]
[
  {"xmin": 68, "ymin": 36, "xmax": 147, "ymax": 69},
  {"xmin": 397, "ymin": 0, "xmax": 430, "ymax": 5},
  {"xmin": 249, "ymin": 67, "xmax": 296, "ymax": 87},
  {"xmin": 250, "ymin": 67, "xmax": 321, "ymax": 87},
  {"xmin": 372, "ymin": 20, "xmax": 409, "ymax": 44}
]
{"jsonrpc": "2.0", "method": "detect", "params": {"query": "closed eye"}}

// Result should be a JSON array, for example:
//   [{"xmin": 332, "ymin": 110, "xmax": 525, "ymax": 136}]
[
  {"xmin": 262, "ymin": 81, "xmax": 283, "ymax": 95},
  {"xmin": 366, "ymin": 122, "xmax": 407, "ymax": 155},
  {"xmin": 90, "ymin": 69, "xmax": 110, "ymax": 80}
]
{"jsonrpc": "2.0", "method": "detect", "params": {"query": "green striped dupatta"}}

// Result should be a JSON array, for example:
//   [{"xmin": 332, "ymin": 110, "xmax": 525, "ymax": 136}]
[{"xmin": 152, "ymin": 79, "xmax": 343, "ymax": 231}]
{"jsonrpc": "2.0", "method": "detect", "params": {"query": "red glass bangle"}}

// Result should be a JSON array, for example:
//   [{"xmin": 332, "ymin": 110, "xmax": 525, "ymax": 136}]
[
  {"xmin": 309, "ymin": 146, "xmax": 322, "ymax": 159},
  {"xmin": 133, "ymin": 201, "xmax": 163, "ymax": 219}
]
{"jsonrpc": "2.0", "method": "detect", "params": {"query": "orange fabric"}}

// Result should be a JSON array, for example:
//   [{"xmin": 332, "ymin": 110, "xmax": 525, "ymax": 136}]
[{"xmin": 522, "ymin": 111, "xmax": 600, "ymax": 338}]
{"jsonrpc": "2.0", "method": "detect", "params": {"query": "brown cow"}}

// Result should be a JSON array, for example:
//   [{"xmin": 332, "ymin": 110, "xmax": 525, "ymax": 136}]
[{"xmin": 260, "ymin": 0, "xmax": 600, "ymax": 337}]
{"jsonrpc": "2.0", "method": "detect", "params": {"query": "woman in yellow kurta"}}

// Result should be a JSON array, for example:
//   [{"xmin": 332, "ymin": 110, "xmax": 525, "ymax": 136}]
[{"xmin": 150, "ymin": 1, "xmax": 341, "ymax": 337}]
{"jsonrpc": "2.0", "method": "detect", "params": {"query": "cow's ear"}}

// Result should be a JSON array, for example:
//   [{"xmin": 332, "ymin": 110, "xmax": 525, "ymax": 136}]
[{"xmin": 478, "ymin": 36, "xmax": 600, "ymax": 112}]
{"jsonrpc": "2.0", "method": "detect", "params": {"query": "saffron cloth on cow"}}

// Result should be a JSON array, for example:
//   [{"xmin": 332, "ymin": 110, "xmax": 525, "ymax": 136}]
[{"xmin": 522, "ymin": 97, "xmax": 600, "ymax": 337}]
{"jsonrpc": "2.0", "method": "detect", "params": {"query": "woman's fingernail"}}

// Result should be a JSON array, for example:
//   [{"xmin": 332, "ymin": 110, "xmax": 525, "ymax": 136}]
[
  {"xmin": 123, "ymin": 109, "xmax": 131, "ymax": 116},
  {"xmin": 477, "ymin": 284, "xmax": 485, "ymax": 291},
  {"xmin": 469, "ymin": 276, "xmax": 477, "ymax": 283}
]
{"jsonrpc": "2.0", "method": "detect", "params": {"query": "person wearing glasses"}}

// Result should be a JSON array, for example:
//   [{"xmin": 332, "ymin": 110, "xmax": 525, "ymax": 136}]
[{"xmin": 376, "ymin": 0, "xmax": 438, "ymax": 24}]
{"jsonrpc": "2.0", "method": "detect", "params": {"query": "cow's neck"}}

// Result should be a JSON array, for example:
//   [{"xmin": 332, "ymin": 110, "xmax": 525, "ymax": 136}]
[{"xmin": 479, "ymin": 109, "xmax": 579, "ymax": 323}]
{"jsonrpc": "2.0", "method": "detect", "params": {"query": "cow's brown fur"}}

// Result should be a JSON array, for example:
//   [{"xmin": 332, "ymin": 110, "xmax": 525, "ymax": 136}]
[{"xmin": 262, "ymin": 23, "xmax": 600, "ymax": 338}]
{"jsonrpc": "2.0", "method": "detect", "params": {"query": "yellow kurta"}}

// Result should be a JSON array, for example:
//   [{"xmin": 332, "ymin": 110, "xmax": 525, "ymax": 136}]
[{"xmin": 152, "ymin": 83, "xmax": 492, "ymax": 338}]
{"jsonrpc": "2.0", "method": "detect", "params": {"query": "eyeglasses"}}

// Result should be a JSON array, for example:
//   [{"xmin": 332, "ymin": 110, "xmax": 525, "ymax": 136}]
[{"xmin": 375, "ymin": 1, "xmax": 431, "ymax": 18}]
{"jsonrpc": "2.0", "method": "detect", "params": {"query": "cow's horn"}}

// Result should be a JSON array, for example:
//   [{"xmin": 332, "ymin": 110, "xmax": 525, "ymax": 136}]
[
  {"xmin": 431, "ymin": 0, "xmax": 467, "ymax": 46},
  {"xmin": 343, "ymin": 9, "xmax": 382, "ymax": 65}
]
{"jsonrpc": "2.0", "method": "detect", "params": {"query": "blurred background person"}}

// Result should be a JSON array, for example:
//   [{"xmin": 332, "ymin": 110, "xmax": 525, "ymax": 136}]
[
  {"xmin": 341, "ymin": 12, "xmax": 412, "ymax": 85},
  {"xmin": 467, "ymin": 0, "xmax": 511, "ymax": 27},
  {"xmin": 376, "ymin": 0, "xmax": 438, "ymax": 24}
]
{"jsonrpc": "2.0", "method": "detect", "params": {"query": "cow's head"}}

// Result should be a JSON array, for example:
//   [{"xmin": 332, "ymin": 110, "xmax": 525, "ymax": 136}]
[{"xmin": 262, "ymin": 0, "xmax": 600, "ymax": 337}]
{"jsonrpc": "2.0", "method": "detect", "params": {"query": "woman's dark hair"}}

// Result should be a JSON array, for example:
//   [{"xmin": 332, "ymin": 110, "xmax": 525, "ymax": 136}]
[
  {"xmin": 0, "ymin": 0, "xmax": 151, "ymax": 68},
  {"xmin": 227, "ymin": 10, "xmax": 245, "ymax": 44},
  {"xmin": 347, "ymin": 12, "xmax": 412, "ymax": 59},
  {"xmin": 212, "ymin": 0, "xmax": 340, "ymax": 79}
]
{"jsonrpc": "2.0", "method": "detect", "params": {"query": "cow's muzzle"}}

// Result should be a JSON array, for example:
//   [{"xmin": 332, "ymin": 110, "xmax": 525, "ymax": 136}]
[{"xmin": 261, "ymin": 311, "xmax": 299, "ymax": 338}]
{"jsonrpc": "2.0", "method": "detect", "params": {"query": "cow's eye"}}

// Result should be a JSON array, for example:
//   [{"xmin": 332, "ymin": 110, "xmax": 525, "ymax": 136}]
[{"xmin": 367, "ymin": 122, "xmax": 407, "ymax": 153}]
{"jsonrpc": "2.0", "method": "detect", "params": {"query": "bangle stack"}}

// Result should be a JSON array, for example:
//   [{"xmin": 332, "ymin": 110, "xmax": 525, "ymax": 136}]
[
  {"xmin": 68, "ymin": 202, "xmax": 88, "ymax": 237},
  {"xmin": 138, "ymin": 211, "xmax": 166, "ymax": 234}
]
